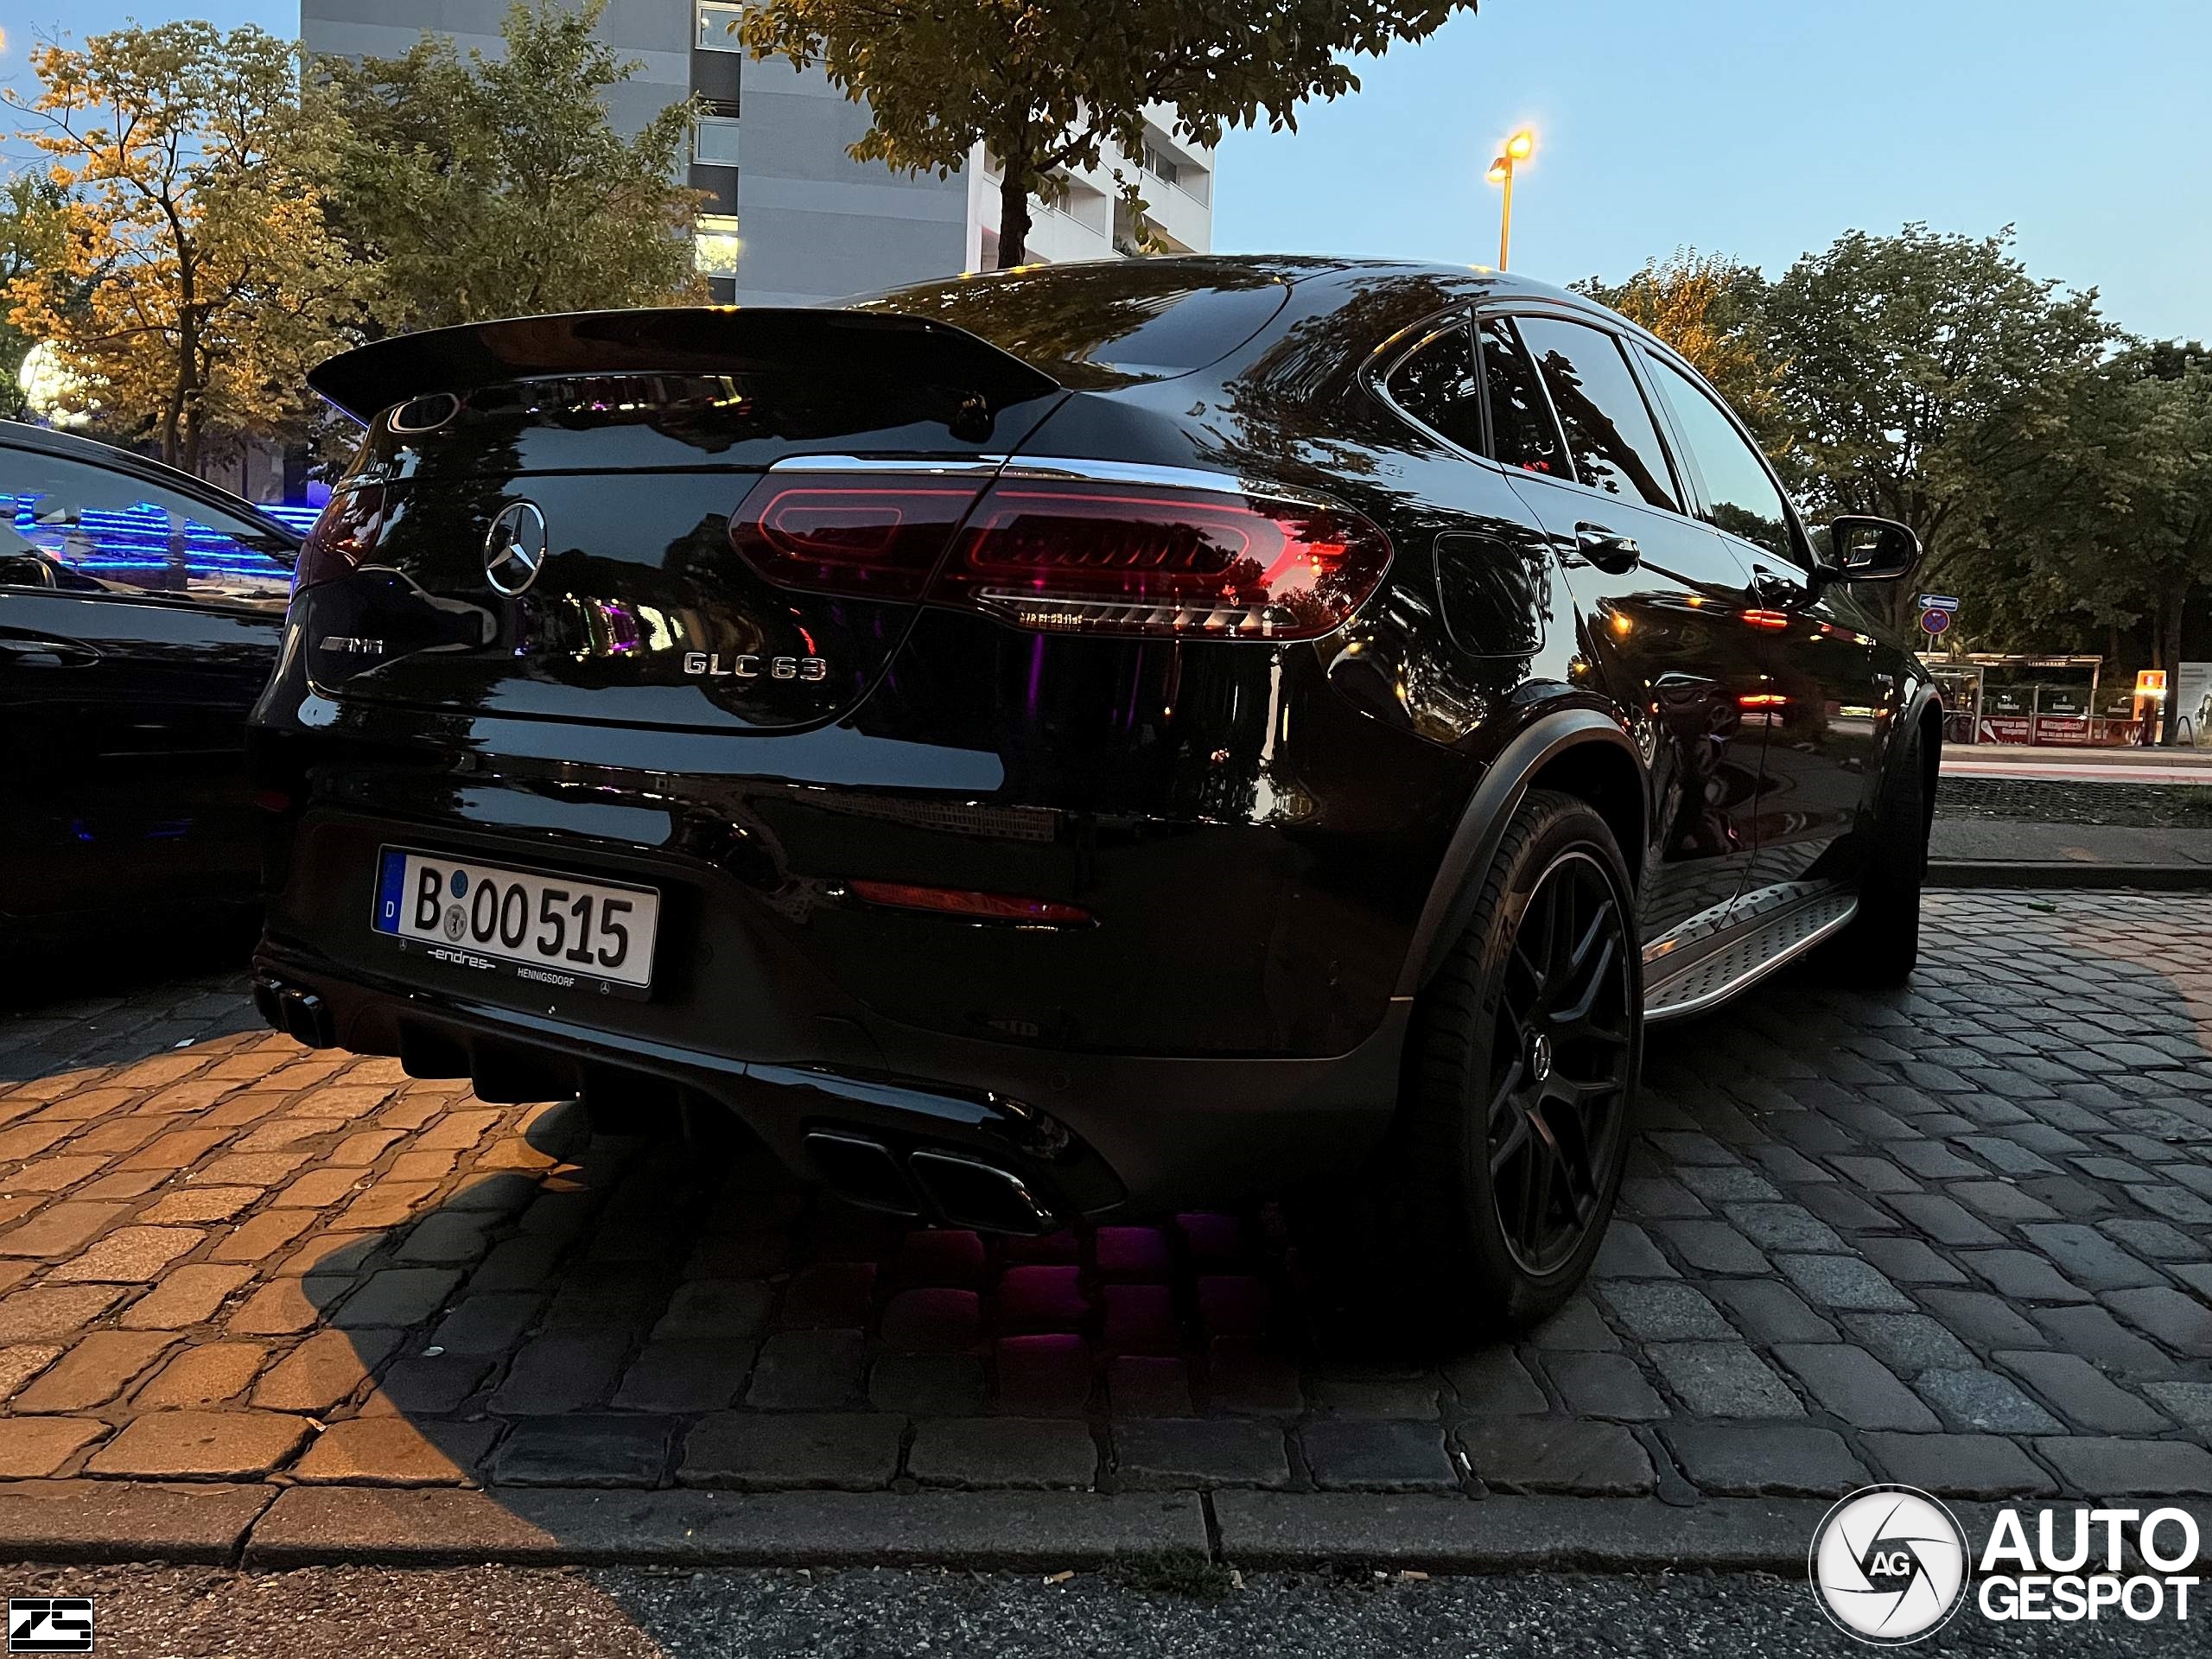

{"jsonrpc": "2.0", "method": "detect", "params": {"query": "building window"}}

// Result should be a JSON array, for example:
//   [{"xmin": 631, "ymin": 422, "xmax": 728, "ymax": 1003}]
[
  {"xmin": 1141, "ymin": 142, "xmax": 1179, "ymax": 188},
  {"xmin": 696, "ymin": 115, "xmax": 741, "ymax": 167},
  {"xmin": 697, "ymin": 1, "xmax": 743, "ymax": 51},
  {"xmin": 695, "ymin": 214, "xmax": 741, "ymax": 279}
]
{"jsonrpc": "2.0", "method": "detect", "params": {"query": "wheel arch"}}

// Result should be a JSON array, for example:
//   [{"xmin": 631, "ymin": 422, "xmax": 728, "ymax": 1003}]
[{"xmin": 1396, "ymin": 709, "xmax": 1647, "ymax": 996}]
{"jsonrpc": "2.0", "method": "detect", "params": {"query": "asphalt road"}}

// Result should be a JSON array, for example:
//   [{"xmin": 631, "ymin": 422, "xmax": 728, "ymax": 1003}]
[{"xmin": 5, "ymin": 1562, "xmax": 2200, "ymax": 1657}]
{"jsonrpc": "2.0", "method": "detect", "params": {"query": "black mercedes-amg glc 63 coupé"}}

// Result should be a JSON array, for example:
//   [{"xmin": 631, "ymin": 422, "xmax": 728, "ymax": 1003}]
[{"xmin": 250, "ymin": 257, "xmax": 1936, "ymax": 1327}]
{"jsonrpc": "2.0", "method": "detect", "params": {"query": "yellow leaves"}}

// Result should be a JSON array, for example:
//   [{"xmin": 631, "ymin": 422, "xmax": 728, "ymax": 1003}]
[{"xmin": 8, "ymin": 22, "xmax": 362, "ymax": 463}]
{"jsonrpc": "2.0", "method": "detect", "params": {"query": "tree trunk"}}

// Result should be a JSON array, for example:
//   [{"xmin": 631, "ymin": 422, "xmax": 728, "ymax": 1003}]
[{"xmin": 997, "ymin": 160, "xmax": 1033, "ymax": 270}]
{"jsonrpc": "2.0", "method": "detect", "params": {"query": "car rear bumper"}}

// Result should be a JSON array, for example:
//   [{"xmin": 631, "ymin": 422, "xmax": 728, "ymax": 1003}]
[{"xmin": 250, "ymin": 935, "xmax": 1409, "ymax": 1225}]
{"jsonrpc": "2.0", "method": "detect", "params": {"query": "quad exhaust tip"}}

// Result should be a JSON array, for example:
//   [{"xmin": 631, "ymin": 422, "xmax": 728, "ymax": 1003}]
[
  {"xmin": 251, "ymin": 976, "xmax": 335, "ymax": 1050},
  {"xmin": 804, "ymin": 1130, "xmax": 1058, "ymax": 1235}
]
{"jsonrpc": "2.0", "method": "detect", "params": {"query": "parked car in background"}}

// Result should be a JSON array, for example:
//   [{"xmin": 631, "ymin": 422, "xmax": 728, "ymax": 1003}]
[
  {"xmin": 248, "ymin": 259, "xmax": 1935, "ymax": 1329},
  {"xmin": 0, "ymin": 421, "xmax": 299, "ymax": 944}
]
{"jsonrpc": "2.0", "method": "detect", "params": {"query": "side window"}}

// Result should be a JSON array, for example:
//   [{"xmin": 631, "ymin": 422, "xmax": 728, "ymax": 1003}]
[
  {"xmin": 1512, "ymin": 315, "xmax": 1681, "ymax": 512},
  {"xmin": 1475, "ymin": 316, "xmax": 1565, "ymax": 478},
  {"xmin": 1383, "ymin": 321, "xmax": 1485, "ymax": 453},
  {"xmin": 0, "ymin": 450, "xmax": 294, "ymax": 612},
  {"xmin": 1643, "ymin": 355, "xmax": 1795, "ymax": 561}
]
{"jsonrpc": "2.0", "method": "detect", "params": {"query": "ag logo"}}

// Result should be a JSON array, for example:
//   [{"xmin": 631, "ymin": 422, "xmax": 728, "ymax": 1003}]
[{"xmin": 1810, "ymin": 1484, "xmax": 1969, "ymax": 1644}]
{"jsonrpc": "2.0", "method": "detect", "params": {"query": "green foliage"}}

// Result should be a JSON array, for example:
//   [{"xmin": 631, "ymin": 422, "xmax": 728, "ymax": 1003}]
[
  {"xmin": 318, "ymin": 0, "xmax": 706, "ymax": 334},
  {"xmin": 736, "ymin": 1, "xmax": 1480, "ymax": 265},
  {"xmin": 1762, "ymin": 224, "xmax": 2113, "ymax": 585}
]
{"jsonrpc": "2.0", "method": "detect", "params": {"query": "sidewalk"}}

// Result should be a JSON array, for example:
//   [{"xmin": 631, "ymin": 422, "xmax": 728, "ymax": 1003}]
[
  {"xmin": 1943, "ymin": 745, "xmax": 2212, "ymax": 785},
  {"xmin": 1929, "ymin": 820, "xmax": 2212, "ymax": 887}
]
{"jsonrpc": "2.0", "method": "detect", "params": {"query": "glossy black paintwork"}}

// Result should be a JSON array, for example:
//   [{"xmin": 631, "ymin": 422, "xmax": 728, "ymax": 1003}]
[
  {"xmin": 251, "ymin": 258, "xmax": 1934, "ymax": 1210},
  {"xmin": 1, "ymin": 423, "xmax": 297, "ymax": 931}
]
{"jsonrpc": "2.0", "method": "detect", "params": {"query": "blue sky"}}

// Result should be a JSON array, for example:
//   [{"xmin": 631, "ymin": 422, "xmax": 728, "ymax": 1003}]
[{"xmin": 9, "ymin": 0, "xmax": 2204, "ymax": 341}]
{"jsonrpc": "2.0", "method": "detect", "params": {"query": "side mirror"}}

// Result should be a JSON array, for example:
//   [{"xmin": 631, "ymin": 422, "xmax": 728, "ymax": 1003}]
[{"xmin": 1819, "ymin": 515, "xmax": 1923, "ymax": 582}]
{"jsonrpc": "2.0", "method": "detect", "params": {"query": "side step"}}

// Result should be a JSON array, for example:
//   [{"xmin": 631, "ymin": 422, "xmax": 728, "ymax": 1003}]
[{"xmin": 1643, "ymin": 887, "xmax": 1858, "ymax": 1022}]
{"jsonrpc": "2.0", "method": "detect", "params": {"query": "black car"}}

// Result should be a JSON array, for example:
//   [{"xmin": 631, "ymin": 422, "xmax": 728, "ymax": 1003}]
[
  {"xmin": 2, "ymin": 421, "xmax": 299, "ymax": 941},
  {"xmin": 249, "ymin": 258, "xmax": 1936, "ymax": 1326}
]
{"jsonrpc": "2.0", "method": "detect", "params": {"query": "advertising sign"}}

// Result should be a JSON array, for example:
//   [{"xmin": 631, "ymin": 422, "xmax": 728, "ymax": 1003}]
[
  {"xmin": 2034, "ymin": 685, "xmax": 2090, "ymax": 746},
  {"xmin": 1980, "ymin": 686, "xmax": 2031, "ymax": 745}
]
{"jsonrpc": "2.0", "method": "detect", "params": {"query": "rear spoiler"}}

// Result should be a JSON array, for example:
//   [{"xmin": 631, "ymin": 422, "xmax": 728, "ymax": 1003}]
[{"xmin": 306, "ymin": 307, "xmax": 1062, "ymax": 424}]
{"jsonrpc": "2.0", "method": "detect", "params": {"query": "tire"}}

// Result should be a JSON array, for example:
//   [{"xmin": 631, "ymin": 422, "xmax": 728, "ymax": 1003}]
[
  {"xmin": 1810, "ymin": 716, "xmax": 1929, "ymax": 988},
  {"xmin": 1377, "ymin": 789, "xmax": 1642, "ymax": 1334}
]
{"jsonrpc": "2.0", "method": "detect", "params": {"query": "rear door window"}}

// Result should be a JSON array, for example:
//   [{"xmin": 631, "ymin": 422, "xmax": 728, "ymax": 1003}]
[
  {"xmin": 1512, "ymin": 315, "xmax": 1681, "ymax": 512},
  {"xmin": 1383, "ymin": 321, "xmax": 1486, "ymax": 453},
  {"xmin": 0, "ymin": 449, "xmax": 294, "ymax": 611},
  {"xmin": 1475, "ymin": 316, "xmax": 1566, "ymax": 479}
]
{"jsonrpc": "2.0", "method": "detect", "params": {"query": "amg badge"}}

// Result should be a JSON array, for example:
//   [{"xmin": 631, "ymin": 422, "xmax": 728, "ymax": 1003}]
[{"xmin": 683, "ymin": 651, "xmax": 829, "ymax": 682}]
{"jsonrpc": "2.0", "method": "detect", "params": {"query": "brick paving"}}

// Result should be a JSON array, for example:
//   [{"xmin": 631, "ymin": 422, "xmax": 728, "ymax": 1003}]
[{"xmin": 0, "ymin": 889, "xmax": 2206, "ymax": 1539}]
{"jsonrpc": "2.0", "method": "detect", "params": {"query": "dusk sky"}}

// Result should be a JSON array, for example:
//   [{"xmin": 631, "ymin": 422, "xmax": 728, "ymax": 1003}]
[{"xmin": 9, "ymin": 0, "xmax": 2204, "ymax": 341}]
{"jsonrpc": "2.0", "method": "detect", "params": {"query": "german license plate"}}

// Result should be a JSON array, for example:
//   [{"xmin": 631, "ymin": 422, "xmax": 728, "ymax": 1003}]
[{"xmin": 372, "ymin": 848, "xmax": 659, "ymax": 992}]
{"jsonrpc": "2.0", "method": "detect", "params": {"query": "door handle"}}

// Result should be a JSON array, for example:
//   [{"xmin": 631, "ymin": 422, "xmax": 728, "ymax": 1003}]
[
  {"xmin": 1749, "ymin": 565, "xmax": 1805, "ymax": 608},
  {"xmin": 1573, "ymin": 523, "xmax": 1641, "ymax": 574},
  {"xmin": 0, "ymin": 635, "xmax": 101, "ymax": 667}
]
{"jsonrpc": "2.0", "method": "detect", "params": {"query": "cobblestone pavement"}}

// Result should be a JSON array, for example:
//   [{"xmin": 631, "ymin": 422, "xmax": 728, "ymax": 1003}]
[{"xmin": 0, "ymin": 890, "xmax": 2205, "ymax": 1535}]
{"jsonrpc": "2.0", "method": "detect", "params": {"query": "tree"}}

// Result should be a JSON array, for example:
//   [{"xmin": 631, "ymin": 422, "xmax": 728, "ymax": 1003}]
[
  {"xmin": 1760, "ymin": 224, "xmax": 2113, "ymax": 624},
  {"xmin": 1574, "ymin": 249, "xmax": 1786, "ymax": 457},
  {"xmin": 735, "ymin": 1, "xmax": 1482, "ymax": 268},
  {"xmin": 0, "ymin": 174, "xmax": 73, "ymax": 422},
  {"xmin": 319, "ymin": 1, "xmax": 706, "ymax": 334},
  {"xmin": 5, "ymin": 23, "xmax": 364, "ymax": 470}
]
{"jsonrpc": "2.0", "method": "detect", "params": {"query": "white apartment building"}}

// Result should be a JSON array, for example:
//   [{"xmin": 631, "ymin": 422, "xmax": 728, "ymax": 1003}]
[{"xmin": 300, "ymin": 0, "xmax": 1215, "ymax": 307}]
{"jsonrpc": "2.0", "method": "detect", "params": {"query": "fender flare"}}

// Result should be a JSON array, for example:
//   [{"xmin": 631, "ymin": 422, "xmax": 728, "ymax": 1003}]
[{"xmin": 1395, "ymin": 709, "xmax": 1644, "ymax": 997}]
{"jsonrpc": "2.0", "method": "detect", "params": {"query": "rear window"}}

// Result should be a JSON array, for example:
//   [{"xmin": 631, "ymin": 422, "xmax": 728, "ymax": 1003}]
[{"xmin": 855, "ymin": 266, "xmax": 1290, "ymax": 389}]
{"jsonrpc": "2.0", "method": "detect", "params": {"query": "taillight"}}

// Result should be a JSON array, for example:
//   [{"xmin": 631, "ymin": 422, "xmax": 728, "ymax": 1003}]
[
  {"xmin": 728, "ymin": 468, "xmax": 1392, "ymax": 640},
  {"xmin": 293, "ymin": 482, "xmax": 386, "ymax": 592},
  {"xmin": 935, "ymin": 479, "xmax": 1390, "ymax": 639},
  {"xmin": 728, "ymin": 477, "xmax": 982, "ymax": 601}
]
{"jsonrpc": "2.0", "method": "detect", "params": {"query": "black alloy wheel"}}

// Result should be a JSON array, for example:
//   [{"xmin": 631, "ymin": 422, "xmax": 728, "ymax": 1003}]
[
  {"xmin": 1373, "ymin": 788, "xmax": 1643, "ymax": 1335},
  {"xmin": 1484, "ymin": 848, "xmax": 1634, "ymax": 1276}
]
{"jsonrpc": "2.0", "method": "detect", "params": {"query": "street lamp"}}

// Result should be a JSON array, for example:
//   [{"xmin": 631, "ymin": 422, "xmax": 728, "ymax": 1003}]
[{"xmin": 1485, "ymin": 128, "xmax": 1535, "ymax": 270}]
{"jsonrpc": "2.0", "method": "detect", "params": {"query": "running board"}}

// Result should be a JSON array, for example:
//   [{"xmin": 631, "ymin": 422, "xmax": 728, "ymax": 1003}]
[{"xmin": 1643, "ymin": 889, "xmax": 1859, "ymax": 1022}]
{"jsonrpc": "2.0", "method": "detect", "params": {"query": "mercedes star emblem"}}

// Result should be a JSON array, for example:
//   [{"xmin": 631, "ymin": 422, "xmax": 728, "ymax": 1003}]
[{"xmin": 483, "ymin": 499, "xmax": 548, "ymax": 595}]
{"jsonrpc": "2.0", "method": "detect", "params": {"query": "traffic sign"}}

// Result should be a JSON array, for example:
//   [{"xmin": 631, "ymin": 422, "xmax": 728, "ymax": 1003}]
[
  {"xmin": 1920, "ymin": 608, "xmax": 1952, "ymax": 635},
  {"xmin": 1919, "ymin": 594, "xmax": 1960, "ymax": 612}
]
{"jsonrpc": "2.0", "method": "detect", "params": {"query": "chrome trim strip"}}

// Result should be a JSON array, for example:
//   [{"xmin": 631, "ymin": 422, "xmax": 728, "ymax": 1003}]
[
  {"xmin": 1643, "ymin": 895, "xmax": 1859, "ymax": 1024},
  {"xmin": 993, "ymin": 457, "xmax": 1252, "ymax": 495},
  {"xmin": 767, "ymin": 453, "xmax": 1338, "ymax": 509},
  {"xmin": 767, "ymin": 454, "xmax": 1013, "ymax": 476}
]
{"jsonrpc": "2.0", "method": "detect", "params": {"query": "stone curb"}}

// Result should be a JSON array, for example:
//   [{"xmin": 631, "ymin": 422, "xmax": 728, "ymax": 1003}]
[
  {"xmin": 0, "ymin": 1481, "xmax": 273, "ymax": 1564},
  {"xmin": 1, "ymin": 1484, "xmax": 2203, "ymax": 1575},
  {"xmin": 1927, "ymin": 861, "xmax": 2212, "ymax": 890},
  {"xmin": 1211, "ymin": 1493, "xmax": 1832, "ymax": 1573},
  {"xmin": 243, "ymin": 1486, "xmax": 1211, "ymax": 1568}
]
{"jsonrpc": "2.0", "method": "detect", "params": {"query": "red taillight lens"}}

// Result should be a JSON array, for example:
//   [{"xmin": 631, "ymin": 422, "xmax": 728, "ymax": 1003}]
[
  {"xmin": 728, "ymin": 470, "xmax": 1392, "ymax": 639},
  {"xmin": 847, "ymin": 879, "xmax": 1091, "ymax": 925},
  {"xmin": 294, "ymin": 482, "xmax": 386, "ymax": 593},
  {"xmin": 937, "ymin": 479, "xmax": 1391, "ymax": 639},
  {"xmin": 728, "ymin": 477, "xmax": 982, "ymax": 600}
]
